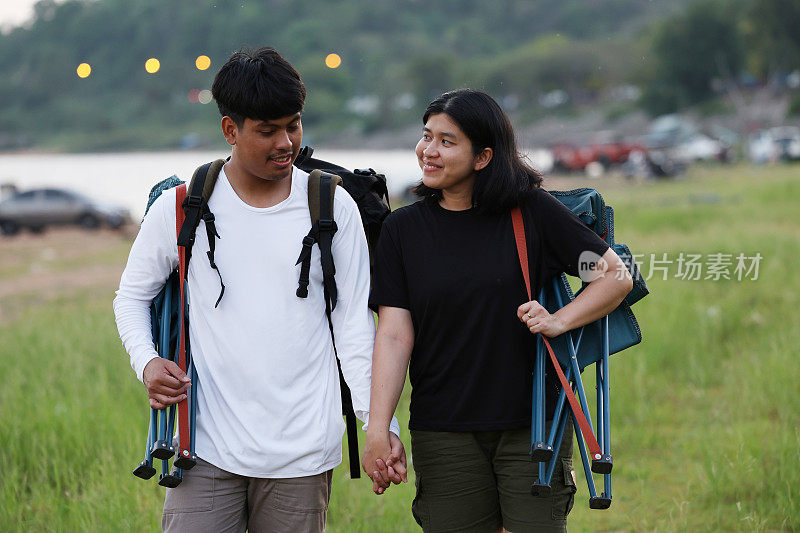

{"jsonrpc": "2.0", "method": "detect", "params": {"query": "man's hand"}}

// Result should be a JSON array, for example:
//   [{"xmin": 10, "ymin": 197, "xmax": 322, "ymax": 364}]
[
  {"xmin": 142, "ymin": 358, "xmax": 190, "ymax": 409},
  {"xmin": 517, "ymin": 300, "xmax": 567, "ymax": 338},
  {"xmin": 363, "ymin": 430, "xmax": 407, "ymax": 495}
]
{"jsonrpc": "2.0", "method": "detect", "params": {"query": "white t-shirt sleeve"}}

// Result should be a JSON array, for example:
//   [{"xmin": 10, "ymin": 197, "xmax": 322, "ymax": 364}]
[
  {"xmin": 113, "ymin": 188, "xmax": 180, "ymax": 382},
  {"xmin": 330, "ymin": 191, "xmax": 400, "ymax": 437}
]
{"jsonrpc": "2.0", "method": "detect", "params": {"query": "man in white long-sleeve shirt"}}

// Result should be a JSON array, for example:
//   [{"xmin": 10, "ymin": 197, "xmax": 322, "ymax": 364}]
[{"xmin": 113, "ymin": 47, "xmax": 404, "ymax": 532}]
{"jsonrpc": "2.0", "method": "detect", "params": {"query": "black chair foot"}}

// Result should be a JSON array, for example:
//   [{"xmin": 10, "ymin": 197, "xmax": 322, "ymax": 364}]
[
  {"xmin": 151, "ymin": 440, "xmax": 175, "ymax": 460},
  {"xmin": 132, "ymin": 461, "xmax": 156, "ymax": 480},
  {"xmin": 530, "ymin": 479, "xmax": 551, "ymax": 498},
  {"xmin": 589, "ymin": 496, "xmax": 612, "ymax": 509},
  {"xmin": 530, "ymin": 441, "xmax": 554, "ymax": 463},
  {"xmin": 174, "ymin": 450, "xmax": 197, "ymax": 470},
  {"xmin": 591, "ymin": 454, "xmax": 613, "ymax": 474},
  {"xmin": 158, "ymin": 470, "xmax": 183, "ymax": 488}
]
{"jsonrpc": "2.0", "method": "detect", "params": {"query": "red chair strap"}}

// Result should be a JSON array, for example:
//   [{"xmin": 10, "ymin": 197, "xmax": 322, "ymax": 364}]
[{"xmin": 175, "ymin": 185, "xmax": 191, "ymax": 456}]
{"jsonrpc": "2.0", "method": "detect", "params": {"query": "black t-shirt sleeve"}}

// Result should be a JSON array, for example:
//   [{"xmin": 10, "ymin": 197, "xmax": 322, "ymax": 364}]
[
  {"xmin": 369, "ymin": 212, "xmax": 410, "ymax": 311},
  {"xmin": 535, "ymin": 190, "xmax": 610, "ymax": 277}
]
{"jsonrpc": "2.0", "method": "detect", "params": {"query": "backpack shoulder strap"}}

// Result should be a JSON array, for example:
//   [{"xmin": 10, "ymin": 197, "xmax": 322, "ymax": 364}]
[
  {"xmin": 308, "ymin": 170, "xmax": 322, "ymax": 227},
  {"xmin": 296, "ymin": 169, "xmax": 341, "ymax": 303},
  {"xmin": 178, "ymin": 159, "xmax": 226, "ymax": 307},
  {"xmin": 315, "ymin": 170, "xmax": 341, "ymax": 312},
  {"xmin": 177, "ymin": 159, "xmax": 224, "ymax": 247},
  {"xmin": 305, "ymin": 169, "xmax": 359, "ymax": 479},
  {"xmin": 307, "ymin": 168, "xmax": 342, "ymax": 226}
]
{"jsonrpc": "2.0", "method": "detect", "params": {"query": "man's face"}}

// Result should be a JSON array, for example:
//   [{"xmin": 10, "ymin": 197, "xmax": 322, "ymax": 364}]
[{"xmin": 226, "ymin": 113, "xmax": 303, "ymax": 182}]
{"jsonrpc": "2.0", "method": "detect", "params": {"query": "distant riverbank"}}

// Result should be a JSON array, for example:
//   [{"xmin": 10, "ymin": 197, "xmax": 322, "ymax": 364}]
[{"xmin": 0, "ymin": 150, "xmax": 422, "ymax": 219}]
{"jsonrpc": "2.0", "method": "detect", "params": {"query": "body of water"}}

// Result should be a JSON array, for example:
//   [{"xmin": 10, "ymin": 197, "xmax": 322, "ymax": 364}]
[{"xmin": 0, "ymin": 149, "xmax": 422, "ymax": 219}]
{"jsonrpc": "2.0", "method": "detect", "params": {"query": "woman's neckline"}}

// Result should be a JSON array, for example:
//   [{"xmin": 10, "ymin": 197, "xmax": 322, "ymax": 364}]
[{"xmin": 432, "ymin": 200, "xmax": 476, "ymax": 214}]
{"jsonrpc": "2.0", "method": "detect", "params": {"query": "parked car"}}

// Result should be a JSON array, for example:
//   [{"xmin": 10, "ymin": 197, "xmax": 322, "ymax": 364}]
[
  {"xmin": 748, "ymin": 126, "xmax": 800, "ymax": 164},
  {"xmin": 0, "ymin": 188, "xmax": 131, "ymax": 236},
  {"xmin": 772, "ymin": 127, "xmax": 800, "ymax": 161},
  {"xmin": 621, "ymin": 148, "xmax": 687, "ymax": 179},
  {"xmin": 675, "ymin": 133, "xmax": 725, "ymax": 162},
  {"xmin": 551, "ymin": 140, "xmax": 645, "ymax": 174},
  {"xmin": 748, "ymin": 130, "xmax": 778, "ymax": 164},
  {"xmin": 644, "ymin": 114, "xmax": 733, "ymax": 163}
]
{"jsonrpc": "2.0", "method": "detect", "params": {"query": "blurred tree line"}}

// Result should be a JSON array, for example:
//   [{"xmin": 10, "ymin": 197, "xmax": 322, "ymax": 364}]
[
  {"xmin": 639, "ymin": 0, "xmax": 800, "ymax": 116},
  {"xmin": 0, "ymin": 0, "xmax": 797, "ymax": 150}
]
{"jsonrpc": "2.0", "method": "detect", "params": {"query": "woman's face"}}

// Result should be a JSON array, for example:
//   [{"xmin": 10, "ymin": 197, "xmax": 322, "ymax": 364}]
[{"xmin": 415, "ymin": 113, "xmax": 480, "ymax": 194}]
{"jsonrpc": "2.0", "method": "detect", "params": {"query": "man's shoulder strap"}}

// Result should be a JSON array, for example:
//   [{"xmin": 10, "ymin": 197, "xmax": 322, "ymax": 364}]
[
  {"xmin": 304, "ymin": 169, "xmax": 361, "ymax": 479},
  {"xmin": 176, "ymin": 159, "xmax": 226, "ymax": 307},
  {"xmin": 307, "ymin": 169, "xmax": 342, "ymax": 225},
  {"xmin": 299, "ymin": 169, "xmax": 342, "ymax": 311},
  {"xmin": 190, "ymin": 159, "xmax": 225, "ymax": 204},
  {"xmin": 177, "ymin": 159, "xmax": 225, "ymax": 248}
]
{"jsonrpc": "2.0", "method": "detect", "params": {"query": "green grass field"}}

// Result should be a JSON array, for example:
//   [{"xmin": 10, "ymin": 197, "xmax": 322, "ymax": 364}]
[{"xmin": 1, "ymin": 164, "xmax": 798, "ymax": 531}]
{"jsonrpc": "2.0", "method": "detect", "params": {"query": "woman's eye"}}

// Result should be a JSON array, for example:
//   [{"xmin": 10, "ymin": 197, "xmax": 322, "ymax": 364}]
[
  {"xmin": 422, "ymin": 134, "xmax": 431, "ymax": 141},
  {"xmin": 441, "ymin": 139, "xmax": 451, "ymax": 146}
]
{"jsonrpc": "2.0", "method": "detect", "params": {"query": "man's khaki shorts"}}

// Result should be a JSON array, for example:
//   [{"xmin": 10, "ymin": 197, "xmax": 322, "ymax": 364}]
[
  {"xmin": 161, "ymin": 458, "xmax": 333, "ymax": 533},
  {"xmin": 410, "ymin": 424, "xmax": 576, "ymax": 533}
]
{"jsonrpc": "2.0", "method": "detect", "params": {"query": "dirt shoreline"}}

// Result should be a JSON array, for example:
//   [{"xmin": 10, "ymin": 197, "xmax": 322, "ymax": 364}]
[{"xmin": 0, "ymin": 226, "xmax": 134, "ymax": 321}]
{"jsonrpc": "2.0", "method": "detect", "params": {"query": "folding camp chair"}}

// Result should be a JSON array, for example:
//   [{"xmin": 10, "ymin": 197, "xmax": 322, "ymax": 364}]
[
  {"xmin": 536, "ymin": 277, "xmax": 614, "ymax": 509},
  {"xmin": 132, "ymin": 272, "xmax": 199, "ymax": 487},
  {"xmin": 512, "ymin": 189, "xmax": 648, "ymax": 511}
]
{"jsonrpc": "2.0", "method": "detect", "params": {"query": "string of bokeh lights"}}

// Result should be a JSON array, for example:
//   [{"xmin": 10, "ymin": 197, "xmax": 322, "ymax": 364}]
[{"xmin": 74, "ymin": 53, "xmax": 343, "ymax": 105}]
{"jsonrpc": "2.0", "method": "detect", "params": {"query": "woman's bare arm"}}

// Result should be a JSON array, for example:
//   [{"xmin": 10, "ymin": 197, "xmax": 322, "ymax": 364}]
[
  {"xmin": 518, "ymin": 247, "xmax": 633, "ymax": 337},
  {"xmin": 362, "ymin": 306, "xmax": 414, "ymax": 493}
]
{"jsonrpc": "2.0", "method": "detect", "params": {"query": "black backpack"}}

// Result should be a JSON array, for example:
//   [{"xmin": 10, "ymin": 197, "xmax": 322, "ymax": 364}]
[{"xmin": 166, "ymin": 147, "xmax": 390, "ymax": 479}]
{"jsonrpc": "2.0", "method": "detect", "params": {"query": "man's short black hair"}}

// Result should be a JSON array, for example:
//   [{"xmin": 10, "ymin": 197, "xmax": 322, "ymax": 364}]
[{"xmin": 212, "ymin": 47, "xmax": 306, "ymax": 126}]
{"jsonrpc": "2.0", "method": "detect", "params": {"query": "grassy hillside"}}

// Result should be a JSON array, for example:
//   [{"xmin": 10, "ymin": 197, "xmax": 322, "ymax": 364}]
[
  {"xmin": 0, "ymin": 164, "xmax": 797, "ymax": 531},
  {"xmin": 0, "ymin": 0, "xmax": 701, "ymax": 151}
]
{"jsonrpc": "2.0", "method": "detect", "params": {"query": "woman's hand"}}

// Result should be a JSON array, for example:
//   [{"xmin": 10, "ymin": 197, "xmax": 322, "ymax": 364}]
[
  {"xmin": 385, "ymin": 432, "xmax": 408, "ymax": 483},
  {"xmin": 362, "ymin": 431, "xmax": 407, "ymax": 495},
  {"xmin": 517, "ymin": 300, "xmax": 568, "ymax": 338},
  {"xmin": 518, "ymin": 249, "xmax": 634, "ymax": 338},
  {"xmin": 365, "ymin": 306, "xmax": 414, "ymax": 494}
]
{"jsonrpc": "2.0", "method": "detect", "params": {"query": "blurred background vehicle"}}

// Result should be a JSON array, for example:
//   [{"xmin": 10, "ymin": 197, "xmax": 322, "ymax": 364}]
[
  {"xmin": 550, "ymin": 138, "xmax": 646, "ymax": 176},
  {"xmin": 748, "ymin": 130, "xmax": 778, "ymax": 163},
  {"xmin": 772, "ymin": 126, "xmax": 800, "ymax": 161},
  {"xmin": 643, "ymin": 115, "xmax": 736, "ymax": 163},
  {"xmin": 0, "ymin": 187, "xmax": 131, "ymax": 236},
  {"xmin": 748, "ymin": 126, "xmax": 800, "ymax": 164}
]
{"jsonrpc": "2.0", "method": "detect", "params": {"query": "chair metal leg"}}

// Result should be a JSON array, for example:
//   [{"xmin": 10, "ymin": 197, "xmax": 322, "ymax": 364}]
[
  {"xmin": 133, "ymin": 409, "xmax": 158, "ymax": 479},
  {"xmin": 531, "ymin": 288, "xmax": 553, "ymax": 462}
]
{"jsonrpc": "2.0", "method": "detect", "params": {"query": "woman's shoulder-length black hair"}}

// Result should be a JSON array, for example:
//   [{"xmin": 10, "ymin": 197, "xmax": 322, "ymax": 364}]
[{"xmin": 413, "ymin": 89, "xmax": 542, "ymax": 213}]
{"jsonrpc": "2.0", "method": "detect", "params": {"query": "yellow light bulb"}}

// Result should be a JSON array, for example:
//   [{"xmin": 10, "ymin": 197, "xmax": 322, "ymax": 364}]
[
  {"xmin": 325, "ymin": 53, "xmax": 342, "ymax": 69},
  {"xmin": 76, "ymin": 63, "xmax": 91, "ymax": 78},
  {"xmin": 196, "ymin": 55, "xmax": 211, "ymax": 71},
  {"xmin": 145, "ymin": 58, "xmax": 161, "ymax": 74}
]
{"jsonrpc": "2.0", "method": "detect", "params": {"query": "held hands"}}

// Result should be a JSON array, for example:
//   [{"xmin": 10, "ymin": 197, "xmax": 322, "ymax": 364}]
[
  {"xmin": 517, "ymin": 300, "xmax": 567, "ymax": 338},
  {"xmin": 362, "ymin": 431, "xmax": 407, "ymax": 495},
  {"xmin": 142, "ymin": 357, "xmax": 191, "ymax": 409}
]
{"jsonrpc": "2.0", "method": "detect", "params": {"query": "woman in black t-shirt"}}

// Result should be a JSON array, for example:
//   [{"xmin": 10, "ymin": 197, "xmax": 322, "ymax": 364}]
[{"xmin": 363, "ymin": 89, "xmax": 632, "ymax": 532}]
